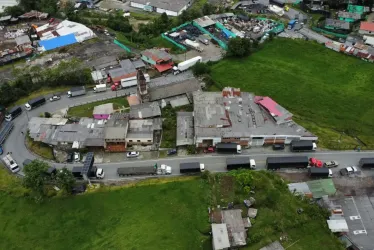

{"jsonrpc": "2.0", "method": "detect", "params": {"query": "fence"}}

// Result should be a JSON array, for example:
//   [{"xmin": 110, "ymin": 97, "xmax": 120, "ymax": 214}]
[
  {"xmin": 312, "ymin": 27, "xmax": 348, "ymax": 38},
  {"xmin": 67, "ymin": 92, "xmax": 130, "ymax": 109}
]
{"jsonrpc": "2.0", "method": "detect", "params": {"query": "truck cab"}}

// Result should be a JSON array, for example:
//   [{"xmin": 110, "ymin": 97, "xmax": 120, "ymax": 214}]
[
  {"xmin": 200, "ymin": 163, "xmax": 205, "ymax": 172},
  {"xmin": 237, "ymin": 145, "xmax": 242, "ymax": 154},
  {"xmin": 159, "ymin": 164, "xmax": 172, "ymax": 174}
]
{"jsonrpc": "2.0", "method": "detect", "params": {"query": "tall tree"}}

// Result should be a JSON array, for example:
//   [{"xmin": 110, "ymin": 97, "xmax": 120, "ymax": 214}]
[
  {"xmin": 23, "ymin": 159, "xmax": 49, "ymax": 202},
  {"xmin": 55, "ymin": 168, "xmax": 76, "ymax": 194},
  {"xmin": 227, "ymin": 37, "xmax": 252, "ymax": 58}
]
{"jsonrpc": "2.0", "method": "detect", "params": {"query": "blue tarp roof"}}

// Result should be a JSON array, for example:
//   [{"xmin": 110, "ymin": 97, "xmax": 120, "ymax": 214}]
[{"xmin": 39, "ymin": 34, "xmax": 77, "ymax": 51}]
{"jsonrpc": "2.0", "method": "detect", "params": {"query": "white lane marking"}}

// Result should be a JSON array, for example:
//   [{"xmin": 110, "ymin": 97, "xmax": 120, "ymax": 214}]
[{"xmin": 348, "ymin": 196, "xmax": 367, "ymax": 234}]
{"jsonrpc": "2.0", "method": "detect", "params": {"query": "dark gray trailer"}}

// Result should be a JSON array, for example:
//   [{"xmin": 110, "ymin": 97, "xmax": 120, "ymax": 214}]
[
  {"xmin": 180, "ymin": 162, "xmax": 204, "ymax": 174},
  {"xmin": 266, "ymin": 156, "xmax": 309, "ymax": 170},
  {"xmin": 290, "ymin": 140, "xmax": 317, "ymax": 152},
  {"xmin": 67, "ymin": 86, "xmax": 86, "ymax": 98},
  {"xmin": 226, "ymin": 157, "xmax": 255, "ymax": 170},
  {"xmin": 117, "ymin": 166, "xmax": 156, "ymax": 176},
  {"xmin": 216, "ymin": 143, "xmax": 241, "ymax": 154},
  {"xmin": 72, "ymin": 166, "xmax": 103, "ymax": 179},
  {"xmin": 308, "ymin": 167, "xmax": 332, "ymax": 178},
  {"xmin": 25, "ymin": 96, "xmax": 46, "ymax": 111},
  {"xmin": 0, "ymin": 121, "xmax": 14, "ymax": 144},
  {"xmin": 5, "ymin": 106, "xmax": 22, "ymax": 121},
  {"xmin": 359, "ymin": 158, "xmax": 374, "ymax": 169}
]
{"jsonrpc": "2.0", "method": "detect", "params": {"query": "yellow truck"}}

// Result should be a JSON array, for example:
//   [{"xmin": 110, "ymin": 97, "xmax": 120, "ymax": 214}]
[{"xmin": 284, "ymin": 5, "xmax": 290, "ymax": 11}]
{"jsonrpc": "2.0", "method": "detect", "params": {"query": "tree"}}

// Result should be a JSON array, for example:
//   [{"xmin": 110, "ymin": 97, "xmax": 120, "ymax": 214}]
[
  {"xmin": 202, "ymin": 3, "xmax": 215, "ymax": 15},
  {"xmin": 192, "ymin": 62, "xmax": 211, "ymax": 76},
  {"xmin": 55, "ymin": 168, "xmax": 76, "ymax": 194},
  {"xmin": 23, "ymin": 160, "xmax": 50, "ymax": 202},
  {"xmin": 4, "ymin": 5, "xmax": 24, "ymax": 16},
  {"xmin": 227, "ymin": 37, "xmax": 251, "ymax": 58}
]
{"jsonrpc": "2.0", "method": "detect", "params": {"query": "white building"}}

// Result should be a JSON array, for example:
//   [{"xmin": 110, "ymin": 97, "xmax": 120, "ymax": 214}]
[{"xmin": 130, "ymin": 0, "xmax": 191, "ymax": 16}]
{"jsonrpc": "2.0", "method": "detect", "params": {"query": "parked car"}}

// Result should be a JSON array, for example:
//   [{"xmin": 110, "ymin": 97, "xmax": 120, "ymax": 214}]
[
  {"xmin": 74, "ymin": 152, "xmax": 80, "ymax": 162},
  {"xmin": 324, "ymin": 161, "xmax": 339, "ymax": 168},
  {"xmin": 67, "ymin": 153, "xmax": 74, "ymax": 163},
  {"xmin": 340, "ymin": 166, "xmax": 358, "ymax": 176},
  {"xmin": 49, "ymin": 94, "xmax": 61, "ymax": 102},
  {"xmin": 126, "ymin": 151, "xmax": 139, "ymax": 158},
  {"xmin": 0, "ymin": 145, "xmax": 3, "ymax": 155},
  {"xmin": 273, "ymin": 144, "xmax": 285, "ymax": 150},
  {"xmin": 204, "ymin": 147, "xmax": 215, "ymax": 153},
  {"xmin": 167, "ymin": 149, "xmax": 177, "ymax": 155}
]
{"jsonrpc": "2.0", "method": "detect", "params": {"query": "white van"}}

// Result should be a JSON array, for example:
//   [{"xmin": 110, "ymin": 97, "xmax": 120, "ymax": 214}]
[{"xmin": 250, "ymin": 159, "xmax": 256, "ymax": 169}]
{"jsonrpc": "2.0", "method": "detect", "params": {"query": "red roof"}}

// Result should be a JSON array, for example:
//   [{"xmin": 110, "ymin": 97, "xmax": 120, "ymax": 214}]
[
  {"xmin": 255, "ymin": 97, "xmax": 282, "ymax": 117},
  {"xmin": 154, "ymin": 63, "xmax": 173, "ymax": 73},
  {"xmin": 360, "ymin": 22, "xmax": 374, "ymax": 32}
]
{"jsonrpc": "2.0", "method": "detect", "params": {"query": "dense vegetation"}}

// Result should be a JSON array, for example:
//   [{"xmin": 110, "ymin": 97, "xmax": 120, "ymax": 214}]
[
  {"xmin": 0, "ymin": 59, "xmax": 92, "ymax": 107},
  {"xmin": 210, "ymin": 38, "xmax": 374, "ymax": 148}
]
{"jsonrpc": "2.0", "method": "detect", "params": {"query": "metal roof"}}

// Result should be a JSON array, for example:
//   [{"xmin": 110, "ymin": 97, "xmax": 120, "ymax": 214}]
[
  {"xmin": 15, "ymin": 35, "xmax": 31, "ymax": 45},
  {"xmin": 211, "ymin": 224, "xmax": 230, "ymax": 250},
  {"xmin": 307, "ymin": 179, "xmax": 336, "ymax": 199},
  {"xmin": 176, "ymin": 112, "xmax": 194, "ymax": 146},
  {"xmin": 131, "ymin": 0, "xmax": 190, "ymax": 12},
  {"xmin": 149, "ymin": 78, "xmax": 201, "ymax": 101},
  {"xmin": 93, "ymin": 103, "xmax": 114, "ymax": 115},
  {"xmin": 129, "ymin": 102, "xmax": 161, "ymax": 119},
  {"xmin": 81, "ymin": 152, "xmax": 94, "ymax": 175}
]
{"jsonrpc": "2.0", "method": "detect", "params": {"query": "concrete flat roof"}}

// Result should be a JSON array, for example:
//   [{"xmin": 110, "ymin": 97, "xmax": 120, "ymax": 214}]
[
  {"xmin": 211, "ymin": 224, "xmax": 230, "ymax": 250},
  {"xmin": 93, "ymin": 103, "xmax": 114, "ymax": 115},
  {"xmin": 193, "ymin": 90, "xmax": 315, "ymax": 139},
  {"xmin": 221, "ymin": 209, "xmax": 246, "ymax": 247},
  {"xmin": 129, "ymin": 102, "xmax": 161, "ymax": 119},
  {"xmin": 149, "ymin": 78, "xmax": 200, "ymax": 101},
  {"xmin": 148, "ymin": 71, "xmax": 193, "ymax": 88},
  {"xmin": 131, "ymin": 0, "xmax": 189, "ymax": 13},
  {"xmin": 194, "ymin": 16, "xmax": 216, "ymax": 28},
  {"xmin": 176, "ymin": 112, "xmax": 194, "ymax": 146}
]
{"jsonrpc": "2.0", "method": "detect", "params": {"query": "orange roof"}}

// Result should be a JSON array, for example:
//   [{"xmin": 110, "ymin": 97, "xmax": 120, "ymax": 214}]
[
  {"xmin": 360, "ymin": 22, "xmax": 374, "ymax": 32},
  {"xmin": 127, "ymin": 95, "xmax": 140, "ymax": 106},
  {"xmin": 111, "ymin": 71, "xmax": 137, "ymax": 83}
]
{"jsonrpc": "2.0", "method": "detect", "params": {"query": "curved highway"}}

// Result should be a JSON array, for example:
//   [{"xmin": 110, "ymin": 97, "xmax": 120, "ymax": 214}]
[{"xmin": 3, "ymin": 87, "xmax": 374, "ymax": 180}]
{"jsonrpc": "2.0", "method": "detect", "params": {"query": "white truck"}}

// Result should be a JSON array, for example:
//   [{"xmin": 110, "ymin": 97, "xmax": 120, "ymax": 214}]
[
  {"xmin": 93, "ymin": 84, "xmax": 107, "ymax": 93},
  {"xmin": 184, "ymin": 39, "xmax": 203, "ymax": 52},
  {"xmin": 2, "ymin": 154, "xmax": 20, "ymax": 173},
  {"xmin": 173, "ymin": 56, "xmax": 202, "ymax": 75},
  {"xmin": 67, "ymin": 86, "xmax": 86, "ymax": 98}
]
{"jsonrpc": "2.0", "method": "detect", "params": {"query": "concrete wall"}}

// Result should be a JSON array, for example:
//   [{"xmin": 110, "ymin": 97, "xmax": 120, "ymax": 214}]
[
  {"xmin": 127, "ymin": 137, "xmax": 153, "ymax": 145},
  {"xmin": 156, "ymin": 7, "xmax": 178, "ymax": 16},
  {"xmin": 130, "ymin": 2, "xmax": 145, "ymax": 9}
]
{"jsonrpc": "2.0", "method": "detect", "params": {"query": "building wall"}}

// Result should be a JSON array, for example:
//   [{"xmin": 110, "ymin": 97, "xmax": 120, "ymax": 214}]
[
  {"xmin": 359, "ymin": 29, "xmax": 374, "ymax": 35},
  {"xmin": 126, "ymin": 137, "xmax": 153, "ymax": 145},
  {"xmin": 141, "ymin": 55, "xmax": 156, "ymax": 65},
  {"xmin": 156, "ymin": 7, "xmax": 178, "ymax": 16},
  {"xmin": 195, "ymin": 137, "xmax": 221, "ymax": 147},
  {"xmin": 93, "ymin": 114, "xmax": 110, "ymax": 120},
  {"xmin": 130, "ymin": 2, "xmax": 146, "ymax": 9},
  {"xmin": 178, "ymin": 5, "xmax": 188, "ymax": 15}
]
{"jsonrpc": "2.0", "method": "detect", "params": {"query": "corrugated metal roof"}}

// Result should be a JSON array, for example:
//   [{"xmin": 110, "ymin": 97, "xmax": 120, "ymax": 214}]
[
  {"xmin": 39, "ymin": 34, "xmax": 78, "ymax": 51},
  {"xmin": 307, "ymin": 179, "xmax": 336, "ymax": 199},
  {"xmin": 360, "ymin": 21, "xmax": 374, "ymax": 32}
]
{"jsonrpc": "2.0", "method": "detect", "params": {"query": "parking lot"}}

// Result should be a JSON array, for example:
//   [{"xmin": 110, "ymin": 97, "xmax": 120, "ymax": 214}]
[{"xmin": 333, "ymin": 195, "xmax": 374, "ymax": 250}]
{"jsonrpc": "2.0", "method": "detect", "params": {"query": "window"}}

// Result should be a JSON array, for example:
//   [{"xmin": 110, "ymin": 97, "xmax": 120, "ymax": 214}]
[
  {"xmin": 147, "ymin": 140, "xmax": 151, "ymax": 142},
  {"xmin": 129, "ymin": 140, "xmax": 133, "ymax": 142},
  {"xmin": 137, "ymin": 140, "xmax": 141, "ymax": 142}
]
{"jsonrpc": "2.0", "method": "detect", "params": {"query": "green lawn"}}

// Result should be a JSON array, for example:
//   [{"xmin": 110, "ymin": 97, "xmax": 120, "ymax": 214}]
[
  {"xmin": 210, "ymin": 38, "xmax": 374, "ymax": 148},
  {"xmin": 67, "ymin": 97, "xmax": 129, "ymax": 118},
  {"xmin": 0, "ymin": 171, "xmax": 210, "ymax": 250}
]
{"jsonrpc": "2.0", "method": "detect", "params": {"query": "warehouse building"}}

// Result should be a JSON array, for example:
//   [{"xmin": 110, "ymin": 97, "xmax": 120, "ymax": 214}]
[
  {"xmin": 191, "ymin": 87, "xmax": 316, "ymax": 148},
  {"xmin": 130, "ymin": 0, "xmax": 191, "ymax": 16}
]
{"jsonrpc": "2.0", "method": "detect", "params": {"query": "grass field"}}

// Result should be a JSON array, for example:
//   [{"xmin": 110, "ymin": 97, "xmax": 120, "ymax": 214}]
[
  {"xmin": 0, "ymin": 167, "xmax": 344, "ymax": 250},
  {"xmin": 0, "ymin": 171, "xmax": 210, "ymax": 250},
  {"xmin": 210, "ymin": 38, "xmax": 374, "ymax": 148},
  {"xmin": 67, "ymin": 97, "xmax": 129, "ymax": 118}
]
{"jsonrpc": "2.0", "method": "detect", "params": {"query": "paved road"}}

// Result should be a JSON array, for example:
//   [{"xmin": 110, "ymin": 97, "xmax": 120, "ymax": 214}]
[{"xmin": 3, "ymin": 87, "xmax": 136, "ymax": 171}]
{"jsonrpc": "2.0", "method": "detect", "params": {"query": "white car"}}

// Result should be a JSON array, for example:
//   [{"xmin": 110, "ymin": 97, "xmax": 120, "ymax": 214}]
[
  {"xmin": 340, "ymin": 166, "xmax": 358, "ymax": 176},
  {"xmin": 126, "ymin": 151, "xmax": 139, "ymax": 158},
  {"xmin": 324, "ymin": 161, "xmax": 339, "ymax": 168},
  {"xmin": 74, "ymin": 152, "xmax": 80, "ymax": 162},
  {"xmin": 49, "ymin": 95, "xmax": 61, "ymax": 102}
]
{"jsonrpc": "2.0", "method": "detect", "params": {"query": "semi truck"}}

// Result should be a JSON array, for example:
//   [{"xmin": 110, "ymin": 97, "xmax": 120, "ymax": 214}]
[
  {"xmin": 117, "ymin": 164, "xmax": 172, "ymax": 176},
  {"xmin": 266, "ymin": 156, "xmax": 309, "ymax": 170},
  {"xmin": 359, "ymin": 158, "xmax": 374, "ymax": 169},
  {"xmin": 309, "ymin": 157, "xmax": 323, "ymax": 168},
  {"xmin": 93, "ymin": 84, "xmax": 107, "ymax": 93},
  {"xmin": 173, "ymin": 56, "xmax": 202, "ymax": 75},
  {"xmin": 71, "ymin": 166, "xmax": 104, "ymax": 179},
  {"xmin": 2, "ymin": 154, "xmax": 20, "ymax": 173},
  {"xmin": 216, "ymin": 143, "xmax": 242, "ymax": 154},
  {"xmin": 25, "ymin": 96, "xmax": 46, "ymax": 111},
  {"xmin": 288, "ymin": 20, "xmax": 296, "ymax": 29},
  {"xmin": 0, "ymin": 121, "xmax": 14, "ymax": 144},
  {"xmin": 67, "ymin": 86, "xmax": 86, "ymax": 98},
  {"xmin": 5, "ymin": 106, "xmax": 22, "ymax": 121},
  {"xmin": 308, "ymin": 167, "xmax": 332, "ymax": 178},
  {"xmin": 226, "ymin": 157, "xmax": 256, "ymax": 171},
  {"xmin": 180, "ymin": 162, "xmax": 205, "ymax": 174},
  {"xmin": 290, "ymin": 140, "xmax": 317, "ymax": 152}
]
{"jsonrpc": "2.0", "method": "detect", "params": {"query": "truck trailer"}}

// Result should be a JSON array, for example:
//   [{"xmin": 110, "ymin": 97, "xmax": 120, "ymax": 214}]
[
  {"xmin": 25, "ymin": 96, "xmax": 46, "ymax": 111},
  {"xmin": 308, "ymin": 167, "xmax": 332, "ymax": 178},
  {"xmin": 72, "ymin": 166, "xmax": 104, "ymax": 179},
  {"xmin": 0, "ymin": 121, "xmax": 14, "ymax": 144},
  {"xmin": 67, "ymin": 86, "xmax": 86, "ymax": 98},
  {"xmin": 5, "ymin": 106, "xmax": 22, "ymax": 121},
  {"xmin": 226, "ymin": 157, "xmax": 256, "ymax": 170},
  {"xmin": 216, "ymin": 143, "xmax": 242, "ymax": 154},
  {"xmin": 2, "ymin": 154, "xmax": 20, "ymax": 173},
  {"xmin": 266, "ymin": 156, "xmax": 309, "ymax": 170},
  {"xmin": 290, "ymin": 140, "xmax": 317, "ymax": 152},
  {"xmin": 359, "ymin": 158, "xmax": 374, "ymax": 169},
  {"xmin": 180, "ymin": 162, "xmax": 205, "ymax": 174},
  {"xmin": 117, "ymin": 164, "xmax": 172, "ymax": 176},
  {"xmin": 184, "ymin": 39, "xmax": 203, "ymax": 52},
  {"xmin": 173, "ymin": 56, "xmax": 202, "ymax": 75},
  {"xmin": 93, "ymin": 84, "xmax": 107, "ymax": 93}
]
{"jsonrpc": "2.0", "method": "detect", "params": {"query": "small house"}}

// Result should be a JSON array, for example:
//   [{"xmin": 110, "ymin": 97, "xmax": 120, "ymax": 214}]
[
  {"xmin": 141, "ymin": 49, "xmax": 173, "ymax": 73},
  {"xmin": 359, "ymin": 22, "xmax": 374, "ymax": 36},
  {"xmin": 93, "ymin": 103, "xmax": 114, "ymax": 120}
]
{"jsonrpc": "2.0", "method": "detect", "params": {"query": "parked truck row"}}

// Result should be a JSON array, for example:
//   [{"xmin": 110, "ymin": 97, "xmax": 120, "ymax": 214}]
[{"xmin": 117, "ymin": 164, "xmax": 172, "ymax": 176}]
